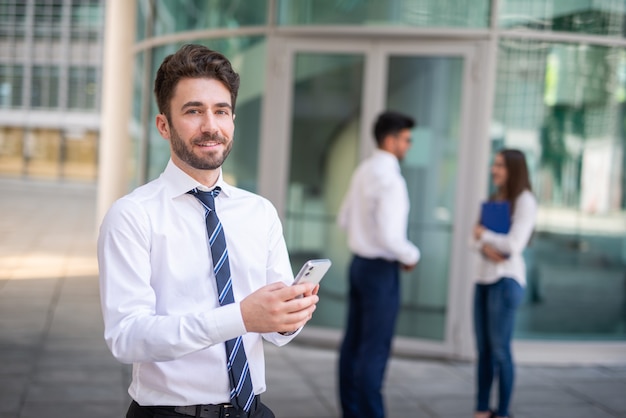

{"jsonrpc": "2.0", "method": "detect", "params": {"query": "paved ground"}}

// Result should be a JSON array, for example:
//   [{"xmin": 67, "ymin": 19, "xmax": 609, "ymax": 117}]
[{"xmin": 1, "ymin": 177, "xmax": 625, "ymax": 418}]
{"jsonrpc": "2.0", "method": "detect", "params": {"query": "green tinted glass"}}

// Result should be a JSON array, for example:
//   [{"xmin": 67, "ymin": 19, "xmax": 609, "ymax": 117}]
[
  {"xmin": 277, "ymin": 0, "xmax": 490, "ymax": 27},
  {"xmin": 387, "ymin": 55, "xmax": 464, "ymax": 341},
  {"xmin": 0, "ymin": 65, "xmax": 23, "ymax": 107},
  {"xmin": 68, "ymin": 67, "xmax": 97, "ymax": 110},
  {"xmin": 493, "ymin": 39, "xmax": 626, "ymax": 339},
  {"xmin": 145, "ymin": 0, "xmax": 267, "ymax": 38},
  {"xmin": 31, "ymin": 66, "xmax": 59, "ymax": 109},
  {"xmin": 500, "ymin": 0, "xmax": 626, "ymax": 38},
  {"xmin": 284, "ymin": 52, "xmax": 364, "ymax": 332}
]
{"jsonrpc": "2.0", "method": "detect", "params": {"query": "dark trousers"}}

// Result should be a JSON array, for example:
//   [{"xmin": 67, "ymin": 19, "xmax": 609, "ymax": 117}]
[
  {"xmin": 339, "ymin": 256, "xmax": 400, "ymax": 418},
  {"xmin": 126, "ymin": 399, "xmax": 275, "ymax": 418},
  {"xmin": 474, "ymin": 277, "xmax": 524, "ymax": 417}
]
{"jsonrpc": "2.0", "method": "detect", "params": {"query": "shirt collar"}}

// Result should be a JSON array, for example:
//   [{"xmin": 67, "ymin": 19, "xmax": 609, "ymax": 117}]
[
  {"xmin": 161, "ymin": 159, "xmax": 233, "ymax": 199},
  {"xmin": 373, "ymin": 148, "xmax": 400, "ymax": 170}
]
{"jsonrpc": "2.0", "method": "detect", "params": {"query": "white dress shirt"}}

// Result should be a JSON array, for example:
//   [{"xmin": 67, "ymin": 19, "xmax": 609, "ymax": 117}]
[
  {"xmin": 97, "ymin": 160, "xmax": 297, "ymax": 406},
  {"xmin": 474, "ymin": 190, "xmax": 537, "ymax": 286},
  {"xmin": 337, "ymin": 149, "xmax": 420, "ymax": 266}
]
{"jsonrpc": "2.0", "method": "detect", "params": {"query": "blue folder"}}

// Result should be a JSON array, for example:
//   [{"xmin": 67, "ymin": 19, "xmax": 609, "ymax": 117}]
[{"xmin": 480, "ymin": 201, "xmax": 511, "ymax": 233}]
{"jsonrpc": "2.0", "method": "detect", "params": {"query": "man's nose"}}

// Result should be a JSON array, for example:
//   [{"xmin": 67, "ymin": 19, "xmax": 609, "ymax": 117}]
[{"xmin": 200, "ymin": 113, "xmax": 217, "ymax": 133}]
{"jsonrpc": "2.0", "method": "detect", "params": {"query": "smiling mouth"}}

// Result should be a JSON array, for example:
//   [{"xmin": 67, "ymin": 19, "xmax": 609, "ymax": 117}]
[
  {"xmin": 194, "ymin": 131, "xmax": 226, "ymax": 148},
  {"xmin": 193, "ymin": 139, "xmax": 224, "ymax": 148},
  {"xmin": 194, "ymin": 140, "xmax": 223, "ymax": 148}
]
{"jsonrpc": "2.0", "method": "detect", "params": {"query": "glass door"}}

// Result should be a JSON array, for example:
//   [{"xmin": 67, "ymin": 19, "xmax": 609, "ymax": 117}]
[
  {"xmin": 385, "ymin": 54, "xmax": 464, "ymax": 341},
  {"xmin": 261, "ymin": 38, "xmax": 482, "ymax": 355},
  {"xmin": 284, "ymin": 51, "xmax": 365, "ymax": 327}
]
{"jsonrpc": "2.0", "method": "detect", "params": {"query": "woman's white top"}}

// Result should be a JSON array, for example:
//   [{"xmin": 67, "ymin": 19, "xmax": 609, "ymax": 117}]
[{"xmin": 473, "ymin": 190, "xmax": 537, "ymax": 286}]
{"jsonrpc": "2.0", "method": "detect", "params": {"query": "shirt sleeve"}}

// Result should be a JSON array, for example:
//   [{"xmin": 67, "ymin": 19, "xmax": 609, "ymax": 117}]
[
  {"xmin": 254, "ymin": 200, "xmax": 301, "ymax": 346},
  {"xmin": 375, "ymin": 174, "xmax": 421, "ymax": 265},
  {"xmin": 336, "ymin": 177, "xmax": 353, "ymax": 231},
  {"xmin": 479, "ymin": 192, "xmax": 537, "ymax": 255},
  {"xmin": 98, "ymin": 198, "xmax": 247, "ymax": 364}
]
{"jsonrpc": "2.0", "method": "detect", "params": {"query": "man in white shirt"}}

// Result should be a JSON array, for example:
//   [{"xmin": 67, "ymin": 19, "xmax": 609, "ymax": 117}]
[
  {"xmin": 98, "ymin": 44, "xmax": 319, "ymax": 418},
  {"xmin": 337, "ymin": 111, "xmax": 421, "ymax": 418}
]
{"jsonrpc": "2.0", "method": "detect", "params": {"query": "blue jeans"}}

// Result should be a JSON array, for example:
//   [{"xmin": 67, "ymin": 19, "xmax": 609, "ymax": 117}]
[
  {"xmin": 474, "ymin": 277, "xmax": 524, "ymax": 417},
  {"xmin": 339, "ymin": 256, "xmax": 400, "ymax": 418}
]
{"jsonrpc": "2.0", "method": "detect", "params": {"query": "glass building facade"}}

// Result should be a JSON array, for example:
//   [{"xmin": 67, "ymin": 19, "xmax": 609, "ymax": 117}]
[
  {"xmin": 115, "ymin": 0, "xmax": 626, "ymax": 362},
  {"xmin": 0, "ymin": 0, "xmax": 104, "ymax": 181}
]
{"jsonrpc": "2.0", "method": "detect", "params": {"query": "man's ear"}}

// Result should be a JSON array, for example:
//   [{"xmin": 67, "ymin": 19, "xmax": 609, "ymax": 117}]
[
  {"xmin": 380, "ymin": 134, "xmax": 393, "ymax": 152},
  {"xmin": 156, "ymin": 113, "xmax": 170, "ymax": 139}
]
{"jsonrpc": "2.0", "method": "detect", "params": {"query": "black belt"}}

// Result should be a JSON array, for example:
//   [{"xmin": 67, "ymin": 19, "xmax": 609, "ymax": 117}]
[{"xmin": 171, "ymin": 395, "xmax": 259, "ymax": 418}]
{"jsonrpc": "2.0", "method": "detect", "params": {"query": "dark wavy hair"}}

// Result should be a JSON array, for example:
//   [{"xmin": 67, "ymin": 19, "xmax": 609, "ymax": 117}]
[
  {"xmin": 154, "ymin": 44, "xmax": 240, "ymax": 119},
  {"xmin": 494, "ymin": 149, "xmax": 532, "ymax": 215}
]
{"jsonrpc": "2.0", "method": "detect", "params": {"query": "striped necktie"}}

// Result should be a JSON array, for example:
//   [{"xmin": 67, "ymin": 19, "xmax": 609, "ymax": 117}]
[{"xmin": 189, "ymin": 187, "xmax": 255, "ymax": 411}]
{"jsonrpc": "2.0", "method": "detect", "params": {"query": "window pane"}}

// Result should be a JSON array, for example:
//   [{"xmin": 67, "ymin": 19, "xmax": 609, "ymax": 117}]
[
  {"xmin": 0, "ymin": 127, "xmax": 24, "ymax": 176},
  {"xmin": 136, "ymin": 0, "xmax": 151, "ymax": 41},
  {"xmin": 0, "ymin": 1, "xmax": 27, "ymax": 39},
  {"xmin": 151, "ymin": 0, "xmax": 267, "ymax": 37},
  {"xmin": 0, "ymin": 65, "xmax": 23, "ymax": 108},
  {"xmin": 34, "ymin": 0, "xmax": 64, "ymax": 39},
  {"xmin": 500, "ymin": 0, "xmax": 626, "ymax": 38},
  {"xmin": 23, "ymin": 130, "xmax": 61, "ymax": 179},
  {"xmin": 285, "ymin": 52, "xmax": 363, "ymax": 330},
  {"xmin": 387, "ymin": 55, "xmax": 464, "ymax": 341},
  {"xmin": 277, "ymin": 0, "xmax": 490, "ymax": 28},
  {"xmin": 493, "ymin": 39, "xmax": 626, "ymax": 340},
  {"xmin": 31, "ymin": 66, "xmax": 59, "ymax": 109},
  {"xmin": 71, "ymin": 0, "xmax": 105, "ymax": 41},
  {"xmin": 68, "ymin": 67, "xmax": 97, "ymax": 110}
]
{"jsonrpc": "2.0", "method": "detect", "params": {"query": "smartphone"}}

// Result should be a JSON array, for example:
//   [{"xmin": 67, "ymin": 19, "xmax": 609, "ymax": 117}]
[{"xmin": 292, "ymin": 259, "xmax": 332, "ymax": 291}]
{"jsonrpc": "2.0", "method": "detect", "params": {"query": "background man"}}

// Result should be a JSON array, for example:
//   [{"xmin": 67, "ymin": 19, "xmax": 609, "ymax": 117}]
[{"xmin": 337, "ymin": 110, "xmax": 421, "ymax": 418}]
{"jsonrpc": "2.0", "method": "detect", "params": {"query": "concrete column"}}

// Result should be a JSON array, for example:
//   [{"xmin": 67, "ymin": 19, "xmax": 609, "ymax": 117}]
[{"xmin": 96, "ymin": 0, "xmax": 136, "ymax": 228}]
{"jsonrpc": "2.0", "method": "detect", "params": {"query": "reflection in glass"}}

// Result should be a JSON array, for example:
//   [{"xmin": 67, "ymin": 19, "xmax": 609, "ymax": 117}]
[
  {"xmin": 286, "ymin": 52, "xmax": 364, "ymax": 329},
  {"xmin": 31, "ymin": 66, "xmax": 59, "ymax": 109},
  {"xmin": 150, "ymin": 0, "xmax": 267, "ymax": 38},
  {"xmin": 387, "ymin": 56, "xmax": 464, "ymax": 340},
  {"xmin": 34, "ymin": 0, "xmax": 63, "ymax": 39},
  {"xmin": 0, "ymin": 1, "xmax": 27, "ymax": 38},
  {"xmin": 499, "ymin": 0, "xmax": 626, "ymax": 38},
  {"xmin": 71, "ymin": 0, "xmax": 104, "ymax": 41},
  {"xmin": 277, "ymin": 0, "xmax": 489, "ymax": 28},
  {"xmin": 0, "ymin": 65, "xmax": 23, "ymax": 108},
  {"xmin": 68, "ymin": 67, "xmax": 98, "ymax": 110},
  {"xmin": 493, "ymin": 39, "xmax": 626, "ymax": 339}
]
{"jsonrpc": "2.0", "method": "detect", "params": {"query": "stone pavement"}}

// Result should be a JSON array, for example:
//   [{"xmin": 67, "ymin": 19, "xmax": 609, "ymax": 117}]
[{"xmin": 1, "ymin": 178, "xmax": 625, "ymax": 418}]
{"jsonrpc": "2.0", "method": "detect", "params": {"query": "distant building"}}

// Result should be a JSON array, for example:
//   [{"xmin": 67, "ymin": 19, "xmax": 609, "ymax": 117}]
[{"xmin": 0, "ymin": 0, "xmax": 103, "ymax": 181}]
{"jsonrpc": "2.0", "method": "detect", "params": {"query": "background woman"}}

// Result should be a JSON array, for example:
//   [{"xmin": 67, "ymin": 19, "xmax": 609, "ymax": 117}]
[{"xmin": 472, "ymin": 149, "xmax": 537, "ymax": 418}]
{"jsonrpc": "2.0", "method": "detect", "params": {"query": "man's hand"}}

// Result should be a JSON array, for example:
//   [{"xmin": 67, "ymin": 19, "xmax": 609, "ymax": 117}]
[
  {"xmin": 401, "ymin": 263, "xmax": 417, "ymax": 272},
  {"xmin": 240, "ymin": 282, "xmax": 319, "ymax": 334}
]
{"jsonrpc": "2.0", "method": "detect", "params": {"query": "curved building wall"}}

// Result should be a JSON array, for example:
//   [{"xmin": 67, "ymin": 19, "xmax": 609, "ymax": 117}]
[{"xmin": 124, "ymin": 0, "xmax": 626, "ymax": 362}]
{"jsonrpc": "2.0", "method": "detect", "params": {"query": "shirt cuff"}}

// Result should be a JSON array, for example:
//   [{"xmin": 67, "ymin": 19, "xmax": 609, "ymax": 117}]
[
  {"xmin": 202, "ymin": 302, "xmax": 247, "ymax": 344},
  {"xmin": 480, "ymin": 229, "xmax": 498, "ymax": 245}
]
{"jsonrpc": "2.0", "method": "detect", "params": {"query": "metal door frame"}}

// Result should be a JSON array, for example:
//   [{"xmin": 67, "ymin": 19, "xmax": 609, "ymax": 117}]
[{"xmin": 259, "ymin": 35, "xmax": 493, "ymax": 359}]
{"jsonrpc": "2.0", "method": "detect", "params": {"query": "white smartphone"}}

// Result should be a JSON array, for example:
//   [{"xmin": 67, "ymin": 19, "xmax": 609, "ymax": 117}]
[{"xmin": 292, "ymin": 259, "xmax": 332, "ymax": 288}]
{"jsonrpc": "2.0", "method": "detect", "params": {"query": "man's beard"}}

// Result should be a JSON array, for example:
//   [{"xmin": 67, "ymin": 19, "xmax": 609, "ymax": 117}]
[{"xmin": 170, "ymin": 127, "xmax": 232, "ymax": 170}]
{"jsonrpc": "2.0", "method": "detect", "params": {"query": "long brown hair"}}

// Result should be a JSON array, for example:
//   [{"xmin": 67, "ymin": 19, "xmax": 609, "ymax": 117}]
[{"xmin": 494, "ymin": 149, "xmax": 532, "ymax": 215}]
